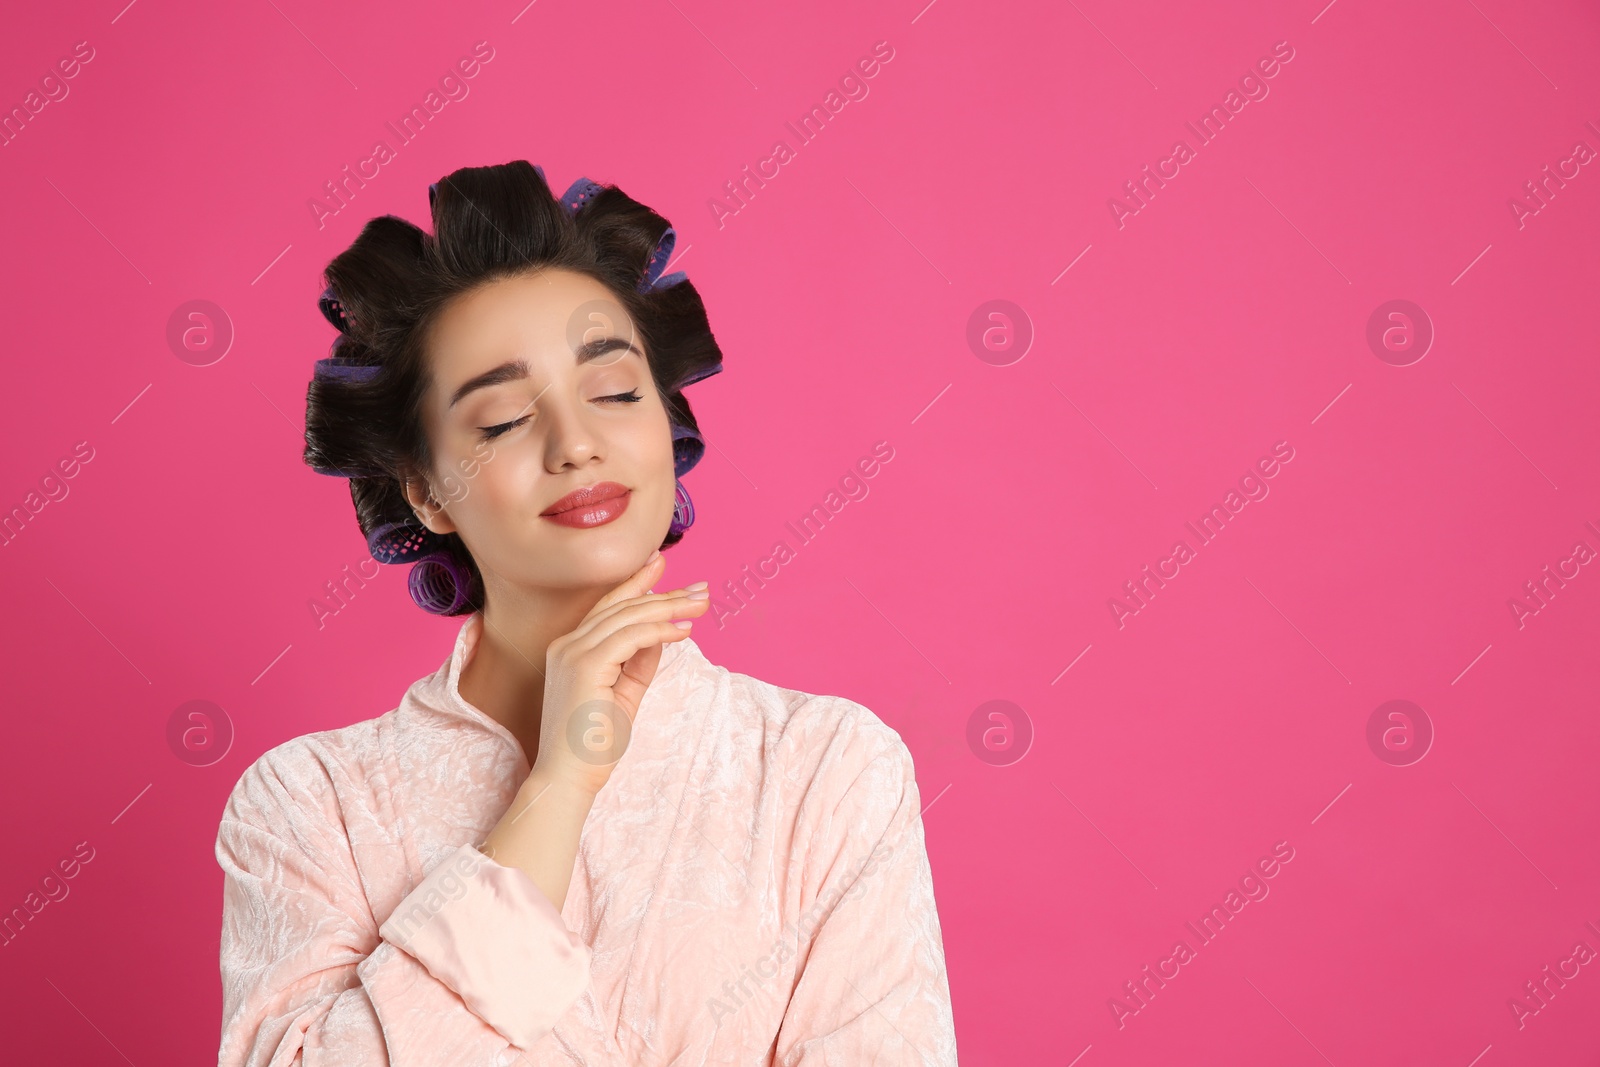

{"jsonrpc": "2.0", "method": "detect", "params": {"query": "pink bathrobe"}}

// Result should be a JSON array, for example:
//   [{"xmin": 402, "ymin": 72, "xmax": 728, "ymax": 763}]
[{"xmin": 215, "ymin": 612, "xmax": 958, "ymax": 1065}]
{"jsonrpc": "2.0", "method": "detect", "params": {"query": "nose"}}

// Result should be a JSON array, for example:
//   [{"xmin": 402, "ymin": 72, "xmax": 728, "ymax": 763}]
[{"xmin": 541, "ymin": 394, "xmax": 603, "ymax": 473}]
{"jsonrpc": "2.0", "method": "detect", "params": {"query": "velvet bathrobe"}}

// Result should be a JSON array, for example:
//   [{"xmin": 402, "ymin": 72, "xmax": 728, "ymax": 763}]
[{"xmin": 216, "ymin": 612, "xmax": 958, "ymax": 1065}]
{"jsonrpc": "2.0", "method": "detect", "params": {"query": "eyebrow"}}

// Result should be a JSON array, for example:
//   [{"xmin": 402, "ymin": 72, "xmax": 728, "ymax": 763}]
[{"xmin": 446, "ymin": 336, "xmax": 643, "ymax": 408}]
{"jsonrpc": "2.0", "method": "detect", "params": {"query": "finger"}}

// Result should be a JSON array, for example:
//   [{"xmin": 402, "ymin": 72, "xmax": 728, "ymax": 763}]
[
  {"xmin": 578, "ymin": 581, "xmax": 709, "ymax": 635},
  {"xmin": 568, "ymin": 591, "xmax": 709, "ymax": 656},
  {"xmin": 580, "ymin": 619, "xmax": 698, "ymax": 691},
  {"xmin": 610, "ymin": 640, "xmax": 665, "ymax": 716},
  {"xmin": 582, "ymin": 550, "xmax": 665, "ymax": 623},
  {"xmin": 564, "ymin": 617, "xmax": 696, "ymax": 719}
]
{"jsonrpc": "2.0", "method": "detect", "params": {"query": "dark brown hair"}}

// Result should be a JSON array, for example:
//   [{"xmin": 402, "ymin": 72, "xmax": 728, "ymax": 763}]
[{"xmin": 301, "ymin": 160, "xmax": 723, "ymax": 614}]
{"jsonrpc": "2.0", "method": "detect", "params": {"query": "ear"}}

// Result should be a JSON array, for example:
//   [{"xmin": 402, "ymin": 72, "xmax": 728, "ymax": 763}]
[{"xmin": 402, "ymin": 471, "xmax": 459, "ymax": 536}]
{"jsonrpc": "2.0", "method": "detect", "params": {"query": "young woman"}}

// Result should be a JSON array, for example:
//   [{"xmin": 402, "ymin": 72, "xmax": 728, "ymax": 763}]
[{"xmin": 214, "ymin": 161, "xmax": 957, "ymax": 1065}]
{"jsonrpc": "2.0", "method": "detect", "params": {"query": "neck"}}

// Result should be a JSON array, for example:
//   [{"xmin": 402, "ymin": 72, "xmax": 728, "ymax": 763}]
[{"xmin": 457, "ymin": 580, "xmax": 604, "ymax": 768}]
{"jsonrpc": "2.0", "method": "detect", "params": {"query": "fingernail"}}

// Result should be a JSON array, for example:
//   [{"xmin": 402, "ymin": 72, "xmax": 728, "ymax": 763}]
[
  {"xmin": 673, "ymin": 620, "xmax": 693, "ymax": 629},
  {"xmin": 647, "ymin": 549, "xmax": 661, "ymax": 564},
  {"xmin": 686, "ymin": 580, "xmax": 709, "ymax": 591}
]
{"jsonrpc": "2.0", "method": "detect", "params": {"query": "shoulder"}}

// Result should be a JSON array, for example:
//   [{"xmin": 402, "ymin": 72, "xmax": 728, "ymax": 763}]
[
  {"xmin": 703, "ymin": 653, "xmax": 916, "ymax": 817},
  {"xmin": 700, "ymin": 663, "xmax": 925, "ymax": 897},
  {"xmin": 217, "ymin": 714, "xmax": 390, "ymax": 847}
]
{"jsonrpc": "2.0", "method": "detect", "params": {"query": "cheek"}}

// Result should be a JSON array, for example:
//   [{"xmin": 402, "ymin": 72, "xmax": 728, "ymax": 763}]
[
  {"xmin": 620, "ymin": 405, "xmax": 677, "ymax": 474},
  {"xmin": 444, "ymin": 445, "xmax": 537, "ymax": 523}
]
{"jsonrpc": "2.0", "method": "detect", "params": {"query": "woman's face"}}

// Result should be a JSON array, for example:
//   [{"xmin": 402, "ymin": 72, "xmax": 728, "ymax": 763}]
[{"xmin": 405, "ymin": 267, "xmax": 677, "ymax": 597}]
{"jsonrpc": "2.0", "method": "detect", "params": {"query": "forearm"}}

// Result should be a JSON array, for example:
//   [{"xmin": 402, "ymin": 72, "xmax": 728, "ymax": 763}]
[
  {"xmin": 478, "ymin": 764, "xmax": 597, "ymax": 912},
  {"xmin": 221, "ymin": 808, "xmax": 596, "ymax": 1062}
]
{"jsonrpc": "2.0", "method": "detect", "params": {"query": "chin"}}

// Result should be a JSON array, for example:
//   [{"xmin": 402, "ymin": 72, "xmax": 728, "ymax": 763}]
[{"xmin": 531, "ymin": 528, "xmax": 654, "ymax": 582}]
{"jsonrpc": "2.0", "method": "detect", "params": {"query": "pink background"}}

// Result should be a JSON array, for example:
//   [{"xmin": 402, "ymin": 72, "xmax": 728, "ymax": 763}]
[{"xmin": 2, "ymin": 0, "xmax": 1598, "ymax": 1063}]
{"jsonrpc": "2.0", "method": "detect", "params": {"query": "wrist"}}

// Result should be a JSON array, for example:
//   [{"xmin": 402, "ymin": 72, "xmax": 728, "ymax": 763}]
[
  {"xmin": 526, "ymin": 757, "xmax": 604, "ymax": 803},
  {"xmin": 478, "ymin": 766, "xmax": 596, "ymax": 863}
]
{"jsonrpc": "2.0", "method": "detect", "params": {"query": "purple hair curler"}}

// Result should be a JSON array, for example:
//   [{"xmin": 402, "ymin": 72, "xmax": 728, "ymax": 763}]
[
  {"xmin": 674, "ymin": 360, "xmax": 723, "ymax": 392},
  {"xmin": 559, "ymin": 176, "xmax": 603, "ymax": 216},
  {"xmin": 366, "ymin": 520, "xmax": 442, "ymax": 564},
  {"xmin": 368, "ymin": 522, "xmax": 473, "ymax": 614},
  {"xmin": 669, "ymin": 479, "xmax": 696, "ymax": 536},
  {"xmin": 313, "ymin": 357, "xmax": 381, "ymax": 383},
  {"xmin": 318, "ymin": 287, "xmax": 351, "ymax": 334},
  {"xmin": 408, "ymin": 551, "xmax": 472, "ymax": 615},
  {"xmin": 558, "ymin": 175, "xmax": 684, "ymax": 294},
  {"xmin": 637, "ymin": 227, "xmax": 676, "ymax": 293},
  {"xmin": 671, "ymin": 422, "xmax": 707, "ymax": 478}
]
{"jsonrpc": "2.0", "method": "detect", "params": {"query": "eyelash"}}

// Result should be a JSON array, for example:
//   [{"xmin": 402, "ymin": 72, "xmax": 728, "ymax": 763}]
[{"xmin": 478, "ymin": 390, "xmax": 644, "ymax": 441}]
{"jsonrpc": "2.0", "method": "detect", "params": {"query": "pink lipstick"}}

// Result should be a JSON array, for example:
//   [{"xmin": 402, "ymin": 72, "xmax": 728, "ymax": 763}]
[{"xmin": 540, "ymin": 481, "xmax": 631, "ymax": 529}]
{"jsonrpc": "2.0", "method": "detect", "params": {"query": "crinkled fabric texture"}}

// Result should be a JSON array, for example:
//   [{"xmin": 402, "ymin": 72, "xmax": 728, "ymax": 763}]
[{"xmin": 216, "ymin": 612, "xmax": 959, "ymax": 1066}]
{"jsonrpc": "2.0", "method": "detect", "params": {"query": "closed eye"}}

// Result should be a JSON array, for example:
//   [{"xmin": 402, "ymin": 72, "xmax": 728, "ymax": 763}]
[
  {"xmin": 478, "ymin": 415, "xmax": 531, "ymax": 441},
  {"xmin": 478, "ymin": 390, "xmax": 643, "ymax": 440}
]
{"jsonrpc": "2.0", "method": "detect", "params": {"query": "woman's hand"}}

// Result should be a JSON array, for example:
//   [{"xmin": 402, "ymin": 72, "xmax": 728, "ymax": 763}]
[{"xmin": 531, "ymin": 550, "xmax": 709, "ymax": 797}]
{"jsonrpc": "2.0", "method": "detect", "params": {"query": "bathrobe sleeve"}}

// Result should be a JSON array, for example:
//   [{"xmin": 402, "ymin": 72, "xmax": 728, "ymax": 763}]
[
  {"xmin": 774, "ymin": 737, "xmax": 960, "ymax": 1066},
  {"xmin": 215, "ymin": 742, "xmax": 592, "ymax": 1066}
]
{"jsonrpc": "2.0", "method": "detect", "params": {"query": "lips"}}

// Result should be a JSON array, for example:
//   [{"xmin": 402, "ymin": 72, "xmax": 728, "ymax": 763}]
[{"xmin": 541, "ymin": 481, "xmax": 630, "ymax": 516}]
